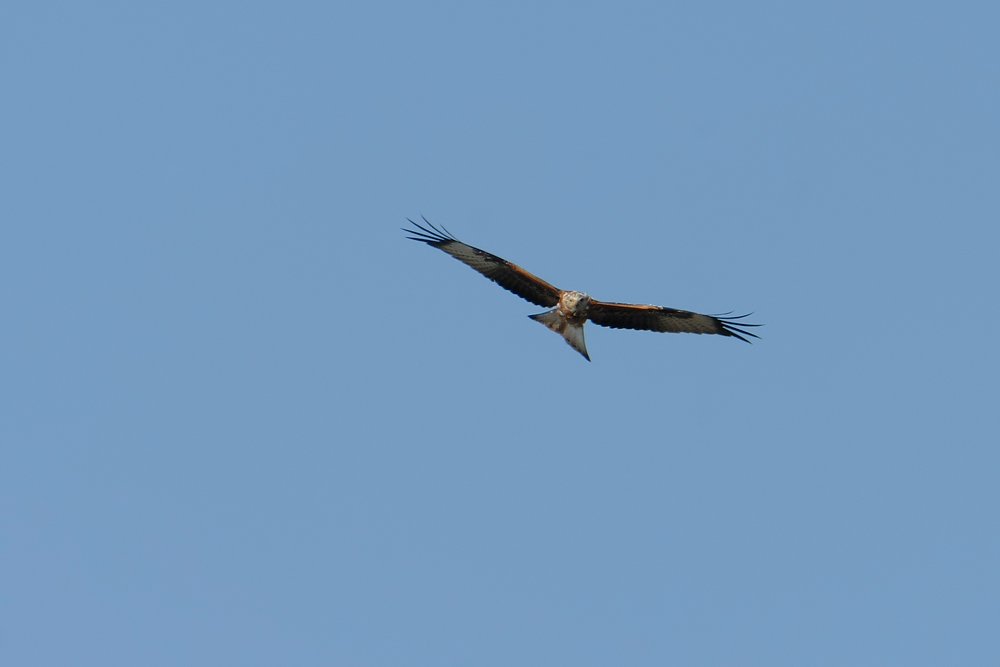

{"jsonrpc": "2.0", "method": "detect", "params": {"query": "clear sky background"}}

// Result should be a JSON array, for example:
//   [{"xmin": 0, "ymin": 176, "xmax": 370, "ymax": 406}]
[{"xmin": 2, "ymin": 2, "xmax": 998, "ymax": 665}]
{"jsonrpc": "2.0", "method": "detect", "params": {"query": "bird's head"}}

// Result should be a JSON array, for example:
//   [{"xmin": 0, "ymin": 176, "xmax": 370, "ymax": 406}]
[{"xmin": 561, "ymin": 291, "xmax": 591, "ymax": 316}]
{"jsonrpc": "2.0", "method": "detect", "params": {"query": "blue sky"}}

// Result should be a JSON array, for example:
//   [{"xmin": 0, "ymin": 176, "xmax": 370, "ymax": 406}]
[{"xmin": 2, "ymin": 1, "xmax": 998, "ymax": 665}]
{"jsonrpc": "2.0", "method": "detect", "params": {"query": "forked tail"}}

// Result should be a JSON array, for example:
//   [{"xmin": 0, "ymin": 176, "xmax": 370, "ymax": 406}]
[{"xmin": 529, "ymin": 309, "xmax": 590, "ymax": 361}]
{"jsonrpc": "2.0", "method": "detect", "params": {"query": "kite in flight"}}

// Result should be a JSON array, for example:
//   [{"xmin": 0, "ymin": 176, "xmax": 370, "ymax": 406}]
[{"xmin": 405, "ymin": 218, "xmax": 760, "ymax": 361}]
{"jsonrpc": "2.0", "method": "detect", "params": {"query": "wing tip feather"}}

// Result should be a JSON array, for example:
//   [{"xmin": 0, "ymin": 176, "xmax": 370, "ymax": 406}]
[
  {"xmin": 715, "ymin": 313, "xmax": 762, "ymax": 343},
  {"xmin": 404, "ymin": 217, "xmax": 456, "ymax": 246}
]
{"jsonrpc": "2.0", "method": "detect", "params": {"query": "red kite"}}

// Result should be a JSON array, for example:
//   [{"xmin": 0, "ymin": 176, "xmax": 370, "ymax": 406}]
[{"xmin": 406, "ymin": 218, "xmax": 760, "ymax": 361}]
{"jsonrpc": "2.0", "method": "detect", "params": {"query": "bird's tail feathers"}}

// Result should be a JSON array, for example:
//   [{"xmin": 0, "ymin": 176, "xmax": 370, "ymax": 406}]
[{"xmin": 529, "ymin": 310, "xmax": 590, "ymax": 361}]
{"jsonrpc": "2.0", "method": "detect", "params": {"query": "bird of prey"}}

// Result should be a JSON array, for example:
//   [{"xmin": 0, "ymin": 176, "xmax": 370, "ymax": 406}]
[{"xmin": 405, "ymin": 218, "xmax": 760, "ymax": 361}]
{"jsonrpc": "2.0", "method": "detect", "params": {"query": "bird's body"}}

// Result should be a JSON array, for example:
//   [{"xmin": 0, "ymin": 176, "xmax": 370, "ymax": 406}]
[
  {"xmin": 529, "ymin": 291, "xmax": 593, "ymax": 359},
  {"xmin": 405, "ymin": 218, "xmax": 759, "ymax": 360}
]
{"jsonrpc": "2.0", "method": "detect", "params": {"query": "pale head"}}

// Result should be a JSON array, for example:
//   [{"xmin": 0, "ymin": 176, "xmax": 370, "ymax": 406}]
[{"xmin": 560, "ymin": 290, "xmax": 591, "ymax": 316}]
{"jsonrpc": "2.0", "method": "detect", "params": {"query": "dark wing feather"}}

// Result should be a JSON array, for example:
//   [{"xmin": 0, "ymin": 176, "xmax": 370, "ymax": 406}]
[
  {"xmin": 587, "ymin": 300, "xmax": 761, "ymax": 343},
  {"xmin": 405, "ymin": 218, "xmax": 562, "ymax": 308}
]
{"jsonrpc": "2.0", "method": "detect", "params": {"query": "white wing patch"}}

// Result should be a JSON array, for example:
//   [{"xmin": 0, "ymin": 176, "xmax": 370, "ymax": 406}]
[
  {"xmin": 439, "ymin": 242, "xmax": 495, "ymax": 273},
  {"xmin": 682, "ymin": 313, "xmax": 722, "ymax": 334}
]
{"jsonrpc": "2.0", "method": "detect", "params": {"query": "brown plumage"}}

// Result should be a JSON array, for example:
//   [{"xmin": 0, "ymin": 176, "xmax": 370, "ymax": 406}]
[{"xmin": 405, "ymin": 217, "xmax": 760, "ymax": 360}]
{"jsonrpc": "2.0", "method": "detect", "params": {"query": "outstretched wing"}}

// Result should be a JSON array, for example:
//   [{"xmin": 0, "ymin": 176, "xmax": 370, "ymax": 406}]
[
  {"xmin": 587, "ymin": 300, "xmax": 761, "ymax": 343},
  {"xmin": 405, "ymin": 218, "xmax": 562, "ymax": 308}
]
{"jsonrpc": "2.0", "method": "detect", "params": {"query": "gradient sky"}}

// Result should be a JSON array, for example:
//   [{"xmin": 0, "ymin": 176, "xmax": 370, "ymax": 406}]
[{"xmin": 2, "ymin": 1, "xmax": 999, "ymax": 665}]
